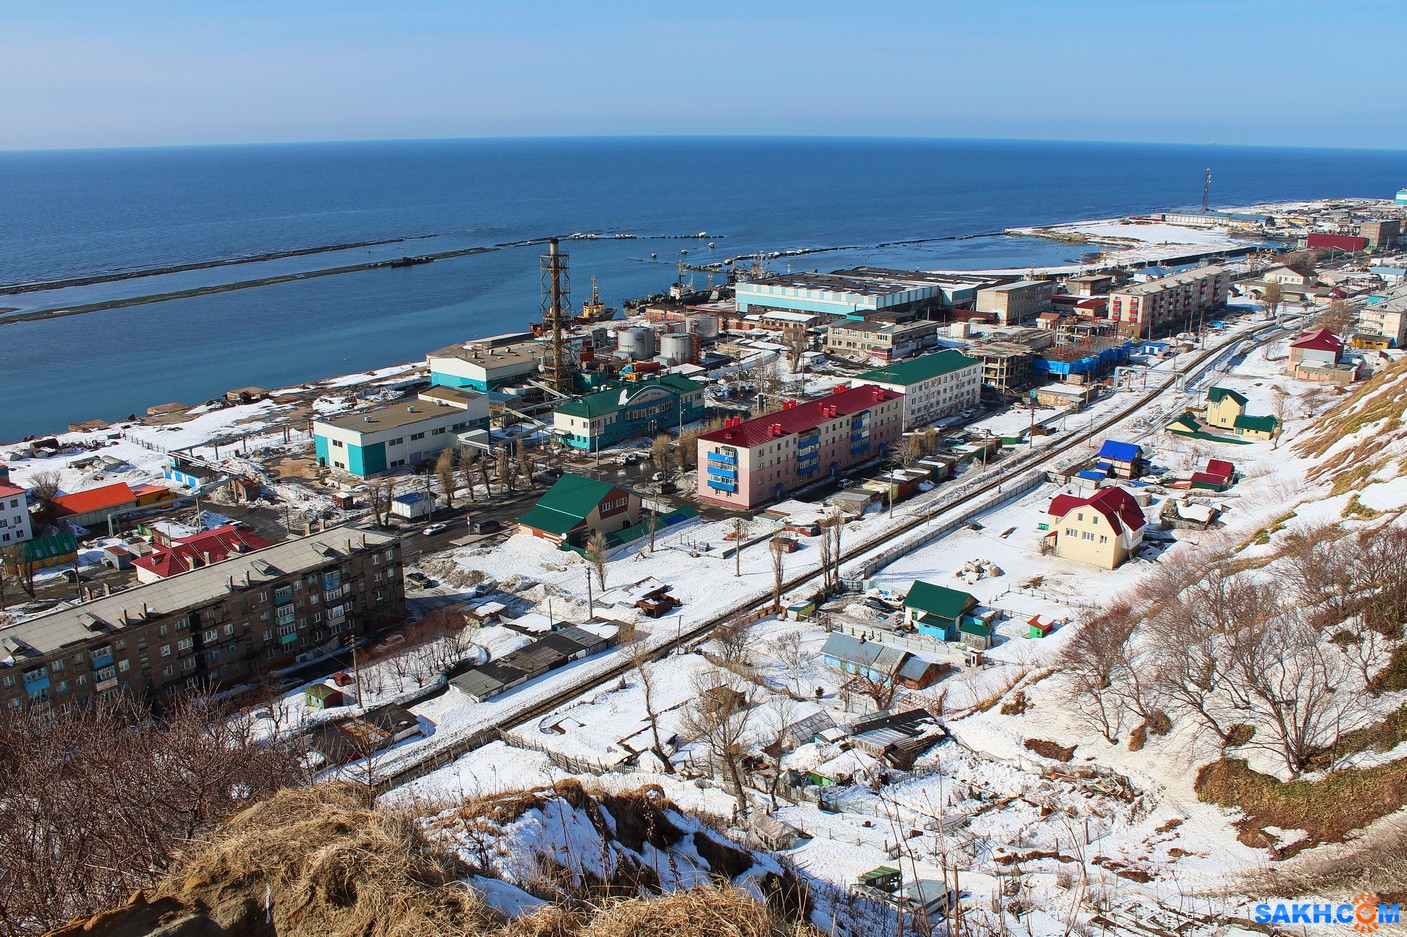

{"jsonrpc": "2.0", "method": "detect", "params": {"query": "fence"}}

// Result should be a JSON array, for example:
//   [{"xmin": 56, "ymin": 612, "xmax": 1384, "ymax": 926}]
[{"xmin": 498, "ymin": 728, "xmax": 636, "ymax": 777}]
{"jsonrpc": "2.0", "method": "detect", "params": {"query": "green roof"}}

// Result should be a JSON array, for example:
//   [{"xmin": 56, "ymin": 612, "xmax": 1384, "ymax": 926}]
[
  {"xmin": 854, "ymin": 349, "xmax": 980, "ymax": 387},
  {"xmin": 517, "ymin": 473, "xmax": 624, "ymax": 536},
  {"xmin": 554, "ymin": 375, "xmax": 705, "ymax": 419},
  {"xmin": 959, "ymin": 620, "xmax": 992, "ymax": 638},
  {"xmin": 1166, "ymin": 413, "xmax": 1202, "ymax": 432},
  {"xmin": 1234, "ymin": 414, "xmax": 1279, "ymax": 434},
  {"xmin": 1207, "ymin": 386, "xmax": 1248, "ymax": 406},
  {"xmin": 904, "ymin": 581, "xmax": 977, "ymax": 620},
  {"xmin": 25, "ymin": 531, "xmax": 78, "ymax": 563}
]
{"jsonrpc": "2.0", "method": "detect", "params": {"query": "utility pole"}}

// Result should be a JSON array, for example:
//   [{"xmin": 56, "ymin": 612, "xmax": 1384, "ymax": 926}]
[
  {"xmin": 585, "ymin": 566, "xmax": 593, "ymax": 611},
  {"xmin": 733, "ymin": 517, "xmax": 745, "ymax": 577}
]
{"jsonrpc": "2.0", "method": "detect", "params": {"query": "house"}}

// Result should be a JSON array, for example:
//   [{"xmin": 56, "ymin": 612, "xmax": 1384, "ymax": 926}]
[
  {"xmin": 819, "ymin": 632, "xmax": 945, "ymax": 689},
  {"xmin": 308, "ymin": 703, "xmax": 420, "ymax": 765},
  {"xmin": 0, "ymin": 465, "xmax": 33, "ymax": 548},
  {"xmin": 552, "ymin": 375, "xmax": 706, "ymax": 451},
  {"xmin": 851, "ymin": 349, "xmax": 983, "ymax": 429},
  {"xmin": 131, "ymin": 524, "xmax": 275, "ymax": 583},
  {"xmin": 426, "ymin": 334, "xmax": 544, "ymax": 392},
  {"xmin": 304, "ymin": 683, "xmax": 347, "ymax": 709},
  {"xmin": 312, "ymin": 386, "xmax": 490, "ymax": 477},
  {"xmin": 1095, "ymin": 440, "xmax": 1145, "ymax": 479},
  {"xmin": 7, "ymin": 531, "xmax": 78, "ymax": 571},
  {"xmin": 1204, "ymin": 386, "xmax": 1278, "ymax": 440},
  {"xmin": 163, "ymin": 456, "xmax": 221, "ymax": 490},
  {"xmin": 1287, "ymin": 328, "xmax": 1357, "ymax": 383},
  {"xmin": 1045, "ymin": 487, "xmax": 1148, "ymax": 569},
  {"xmin": 824, "ymin": 319, "xmax": 940, "ymax": 364},
  {"xmin": 517, "ymin": 474, "xmax": 644, "ymax": 550},
  {"xmin": 1027, "ymin": 616, "xmax": 1055, "ymax": 639},
  {"xmin": 448, "ymin": 626, "xmax": 615, "ymax": 702},
  {"xmin": 1263, "ymin": 265, "xmax": 1315, "ymax": 288},
  {"xmin": 902, "ymin": 581, "xmax": 979, "ymax": 642},
  {"xmin": 1191, "ymin": 458, "xmax": 1236, "ymax": 490},
  {"xmin": 696, "ymin": 385, "xmax": 904, "ymax": 510},
  {"xmin": 847, "ymin": 709, "xmax": 947, "ymax": 768},
  {"xmin": 50, "ymin": 482, "xmax": 140, "ymax": 531}
]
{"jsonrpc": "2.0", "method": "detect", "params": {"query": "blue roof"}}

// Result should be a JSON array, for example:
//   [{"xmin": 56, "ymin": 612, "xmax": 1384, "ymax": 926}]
[
  {"xmin": 1076, "ymin": 469, "xmax": 1107, "ymax": 481},
  {"xmin": 1098, "ymin": 440, "xmax": 1143, "ymax": 463},
  {"xmin": 393, "ymin": 492, "xmax": 434, "ymax": 505}
]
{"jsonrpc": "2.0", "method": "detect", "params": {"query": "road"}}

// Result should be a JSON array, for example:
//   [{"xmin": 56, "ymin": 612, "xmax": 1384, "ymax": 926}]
[{"xmin": 372, "ymin": 313, "xmax": 1304, "ymax": 793}]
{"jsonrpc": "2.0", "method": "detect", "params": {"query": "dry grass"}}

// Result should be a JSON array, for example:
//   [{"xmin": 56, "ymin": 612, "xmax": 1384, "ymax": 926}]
[
  {"xmin": 579, "ymin": 885, "xmax": 808, "ymax": 937},
  {"xmin": 164, "ymin": 783, "xmax": 499, "ymax": 937},
  {"xmin": 1195, "ymin": 757, "xmax": 1407, "ymax": 855},
  {"xmin": 1024, "ymin": 738, "xmax": 1076, "ymax": 763}
]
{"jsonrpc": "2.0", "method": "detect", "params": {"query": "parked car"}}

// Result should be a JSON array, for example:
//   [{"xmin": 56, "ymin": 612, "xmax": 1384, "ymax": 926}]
[
  {"xmin": 650, "ymin": 471, "xmax": 665, "ymax": 482},
  {"xmin": 422, "ymin": 523, "xmax": 448, "ymax": 535},
  {"xmin": 471, "ymin": 519, "xmax": 502, "ymax": 535},
  {"xmin": 406, "ymin": 571, "xmax": 434, "ymax": 588}
]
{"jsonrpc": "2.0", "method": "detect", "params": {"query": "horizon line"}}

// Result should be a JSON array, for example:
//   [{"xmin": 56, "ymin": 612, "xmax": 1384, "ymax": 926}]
[{"xmin": 5, "ymin": 132, "xmax": 1407, "ymax": 157}]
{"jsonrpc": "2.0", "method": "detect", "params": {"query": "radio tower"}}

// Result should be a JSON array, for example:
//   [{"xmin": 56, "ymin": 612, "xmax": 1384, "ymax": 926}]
[
  {"xmin": 540, "ymin": 238, "xmax": 573, "ymax": 395},
  {"xmin": 1202, "ymin": 168, "xmax": 1212, "ymax": 212}
]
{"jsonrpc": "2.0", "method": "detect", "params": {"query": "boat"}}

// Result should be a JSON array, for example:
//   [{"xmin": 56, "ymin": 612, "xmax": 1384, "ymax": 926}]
[
  {"xmin": 579, "ymin": 276, "xmax": 618, "ymax": 323},
  {"xmin": 389, "ymin": 255, "xmax": 434, "ymax": 267}
]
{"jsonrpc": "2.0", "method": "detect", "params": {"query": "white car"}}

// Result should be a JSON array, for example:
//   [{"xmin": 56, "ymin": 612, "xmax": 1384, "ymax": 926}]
[{"xmin": 422, "ymin": 523, "xmax": 448, "ymax": 536}]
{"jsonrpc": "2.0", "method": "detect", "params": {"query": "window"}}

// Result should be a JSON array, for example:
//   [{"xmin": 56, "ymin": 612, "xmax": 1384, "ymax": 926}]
[
  {"xmin": 57, "ymin": 680, "xmax": 69, "ymax": 694},
  {"xmin": 161, "ymin": 644, "xmax": 171, "ymax": 657},
  {"xmin": 203, "ymin": 629, "xmax": 218, "ymax": 643},
  {"xmin": 224, "ymin": 623, "xmax": 235, "ymax": 636},
  {"xmin": 2, "ymin": 675, "xmax": 13, "ymax": 688},
  {"xmin": 332, "ymin": 439, "xmax": 344, "ymax": 448},
  {"xmin": 177, "ymin": 637, "xmax": 194, "ymax": 651},
  {"xmin": 410, "ymin": 432, "xmax": 425, "ymax": 441},
  {"xmin": 1099, "ymin": 535, "xmax": 1109, "ymax": 544},
  {"xmin": 51, "ymin": 659, "xmax": 64, "ymax": 673},
  {"xmin": 118, "ymin": 660, "xmax": 130, "ymax": 673}
]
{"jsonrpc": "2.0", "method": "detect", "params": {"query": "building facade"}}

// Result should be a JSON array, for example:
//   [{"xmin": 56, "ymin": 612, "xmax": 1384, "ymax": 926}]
[
  {"xmin": 851, "ymin": 349, "xmax": 982, "ymax": 429},
  {"xmin": 824, "ymin": 320, "xmax": 939, "ymax": 364},
  {"xmin": 1358, "ymin": 287, "xmax": 1407, "ymax": 347},
  {"xmin": 313, "ymin": 387, "xmax": 490, "ymax": 477},
  {"xmin": 696, "ymin": 384, "xmax": 904, "ymax": 510},
  {"xmin": 50, "ymin": 482, "xmax": 141, "ymax": 531},
  {"xmin": 0, "ymin": 466, "xmax": 32, "ymax": 549},
  {"xmin": 1107, "ymin": 266, "xmax": 1230, "ymax": 337},
  {"xmin": 1359, "ymin": 219, "xmax": 1401, "ymax": 249},
  {"xmin": 517, "ymin": 473, "xmax": 644, "ymax": 548},
  {"xmin": 735, "ymin": 271, "xmax": 943, "ymax": 318},
  {"xmin": 975, "ymin": 280, "xmax": 1055, "ymax": 324},
  {"xmin": 0, "ymin": 527, "xmax": 405, "ymax": 713},
  {"xmin": 552, "ymin": 375, "xmax": 706, "ymax": 451}
]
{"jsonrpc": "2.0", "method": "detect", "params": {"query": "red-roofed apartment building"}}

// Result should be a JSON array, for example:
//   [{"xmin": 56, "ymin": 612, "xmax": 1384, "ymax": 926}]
[
  {"xmin": 696, "ymin": 384, "xmax": 904, "ymax": 510},
  {"xmin": 132, "ymin": 524, "xmax": 275, "ymax": 583},
  {"xmin": 0, "ymin": 465, "xmax": 34, "ymax": 548},
  {"xmin": 1044, "ymin": 487, "xmax": 1147, "ymax": 569},
  {"xmin": 50, "ymin": 482, "xmax": 140, "ymax": 530}
]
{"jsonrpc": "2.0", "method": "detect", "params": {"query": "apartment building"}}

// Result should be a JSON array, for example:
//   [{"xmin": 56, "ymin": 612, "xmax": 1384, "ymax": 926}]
[
  {"xmin": 0, "ymin": 527, "xmax": 405, "ymax": 714},
  {"xmin": 1107, "ymin": 266, "xmax": 1229, "ymax": 337},
  {"xmin": 824, "ymin": 319, "xmax": 939, "ymax": 364},
  {"xmin": 0, "ymin": 465, "xmax": 32, "ymax": 548},
  {"xmin": 851, "ymin": 349, "xmax": 982, "ymax": 429},
  {"xmin": 313, "ymin": 386, "xmax": 490, "ymax": 477},
  {"xmin": 975, "ymin": 280, "xmax": 1055, "ymax": 324},
  {"xmin": 696, "ymin": 384, "xmax": 904, "ymax": 510},
  {"xmin": 1358, "ymin": 286, "xmax": 1407, "ymax": 347}
]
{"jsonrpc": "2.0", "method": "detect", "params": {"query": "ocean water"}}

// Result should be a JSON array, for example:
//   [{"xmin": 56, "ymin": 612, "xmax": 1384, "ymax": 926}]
[{"xmin": 0, "ymin": 136, "xmax": 1403, "ymax": 438}]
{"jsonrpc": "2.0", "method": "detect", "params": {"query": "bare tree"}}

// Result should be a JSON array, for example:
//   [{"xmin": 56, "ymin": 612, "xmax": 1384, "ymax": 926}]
[
  {"xmin": 587, "ymin": 530, "xmax": 608, "ymax": 590},
  {"xmin": 514, "ymin": 437, "xmax": 535, "ymax": 487},
  {"xmin": 630, "ymin": 644, "xmax": 676, "ymax": 773},
  {"xmin": 457, "ymin": 447, "xmax": 478, "ymax": 502},
  {"xmin": 733, "ymin": 517, "xmax": 750, "ymax": 577},
  {"xmin": 846, "ymin": 670, "xmax": 898, "ymax": 712},
  {"xmin": 25, "ymin": 470, "xmax": 62, "ymax": 504},
  {"xmin": 434, "ymin": 447, "xmax": 457, "ymax": 508},
  {"xmin": 1058, "ymin": 604, "xmax": 1138, "ymax": 743},
  {"xmin": 646, "ymin": 509, "xmax": 659, "ymax": 552},
  {"xmin": 774, "ymin": 630, "xmax": 810, "ymax": 696},
  {"xmin": 680, "ymin": 670, "xmax": 755, "ymax": 814},
  {"xmin": 3, "ymin": 544, "xmax": 36, "ymax": 598},
  {"xmin": 817, "ymin": 518, "xmax": 834, "ymax": 593},
  {"xmin": 1261, "ymin": 281, "xmax": 1282, "ymax": 319},
  {"xmin": 496, "ymin": 447, "xmax": 514, "ymax": 494},
  {"xmin": 783, "ymin": 329, "xmax": 810, "ymax": 372},
  {"xmin": 770, "ymin": 537, "xmax": 789, "ymax": 613},
  {"xmin": 651, "ymin": 433, "xmax": 674, "ymax": 479},
  {"xmin": 1314, "ymin": 298, "xmax": 1355, "ymax": 335}
]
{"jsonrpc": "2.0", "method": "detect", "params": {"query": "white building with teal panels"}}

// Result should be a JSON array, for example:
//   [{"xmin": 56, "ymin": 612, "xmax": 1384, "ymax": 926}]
[
  {"xmin": 313, "ymin": 389, "xmax": 490, "ymax": 477},
  {"xmin": 553, "ymin": 375, "xmax": 706, "ymax": 451},
  {"xmin": 735, "ymin": 272, "xmax": 942, "ymax": 318}
]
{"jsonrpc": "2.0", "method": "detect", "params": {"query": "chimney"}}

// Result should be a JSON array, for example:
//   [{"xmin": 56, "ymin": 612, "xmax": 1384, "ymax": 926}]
[
  {"xmin": 244, "ymin": 571, "xmax": 251, "ymax": 586},
  {"xmin": 360, "ymin": 534, "xmax": 367, "ymax": 547},
  {"xmin": 832, "ymin": 385, "xmax": 845, "ymax": 396},
  {"xmin": 141, "ymin": 602, "xmax": 149, "ymax": 618},
  {"xmin": 227, "ymin": 575, "xmax": 234, "ymax": 592},
  {"xmin": 202, "ymin": 551, "xmax": 211, "ymax": 567},
  {"xmin": 346, "ymin": 538, "xmax": 353, "ymax": 553},
  {"xmin": 119, "ymin": 608, "xmax": 128, "ymax": 625}
]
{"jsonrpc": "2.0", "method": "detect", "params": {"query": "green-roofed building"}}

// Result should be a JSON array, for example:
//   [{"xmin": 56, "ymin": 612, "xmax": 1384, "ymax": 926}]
[
  {"xmin": 22, "ymin": 531, "xmax": 79, "ymax": 569},
  {"xmin": 852, "ymin": 349, "xmax": 982, "ymax": 428},
  {"xmin": 516, "ymin": 473, "xmax": 643, "ymax": 548},
  {"xmin": 552, "ymin": 375, "xmax": 706, "ymax": 451},
  {"xmin": 903, "ymin": 580, "xmax": 980, "ymax": 642},
  {"xmin": 1233, "ymin": 414, "xmax": 1279, "ymax": 440}
]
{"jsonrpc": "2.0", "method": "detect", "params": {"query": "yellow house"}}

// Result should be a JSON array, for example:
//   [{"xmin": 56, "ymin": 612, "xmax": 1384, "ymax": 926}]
[
  {"xmin": 1205, "ymin": 386, "xmax": 1278, "ymax": 441},
  {"xmin": 1045, "ymin": 488, "xmax": 1147, "ymax": 570}
]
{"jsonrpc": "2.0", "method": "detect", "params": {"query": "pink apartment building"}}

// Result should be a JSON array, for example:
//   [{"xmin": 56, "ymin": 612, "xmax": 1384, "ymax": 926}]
[{"xmin": 696, "ymin": 384, "xmax": 904, "ymax": 510}]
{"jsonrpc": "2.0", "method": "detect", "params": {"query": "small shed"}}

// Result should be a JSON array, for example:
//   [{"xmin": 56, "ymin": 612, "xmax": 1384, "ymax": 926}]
[
  {"xmin": 1027, "ymin": 616, "xmax": 1054, "ymax": 639},
  {"xmin": 304, "ymin": 684, "xmax": 346, "ymax": 709}
]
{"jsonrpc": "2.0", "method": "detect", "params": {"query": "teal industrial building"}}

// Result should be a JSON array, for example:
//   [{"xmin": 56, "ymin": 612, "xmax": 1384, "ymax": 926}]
[
  {"xmin": 552, "ymin": 375, "xmax": 706, "ymax": 451},
  {"xmin": 313, "ymin": 386, "xmax": 490, "ymax": 477}
]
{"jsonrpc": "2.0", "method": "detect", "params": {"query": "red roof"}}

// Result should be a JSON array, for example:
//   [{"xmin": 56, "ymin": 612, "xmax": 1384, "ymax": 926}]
[
  {"xmin": 1206, "ymin": 459, "xmax": 1235, "ymax": 478},
  {"xmin": 0, "ymin": 480, "xmax": 25, "ymax": 499},
  {"xmin": 1289, "ymin": 328, "xmax": 1343, "ymax": 352},
  {"xmin": 51, "ymin": 482, "xmax": 139, "ymax": 516},
  {"xmin": 131, "ymin": 524, "xmax": 275, "ymax": 579},
  {"xmin": 1190, "ymin": 472, "xmax": 1228, "ymax": 486},
  {"xmin": 1048, "ymin": 487, "xmax": 1146, "ymax": 535},
  {"xmin": 698, "ymin": 384, "xmax": 902, "ymax": 449}
]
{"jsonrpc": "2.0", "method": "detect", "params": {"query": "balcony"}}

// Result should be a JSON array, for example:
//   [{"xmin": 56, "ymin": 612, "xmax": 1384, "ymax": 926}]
[
  {"xmin": 89, "ymin": 648, "xmax": 114, "ymax": 669},
  {"xmin": 706, "ymin": 465, "xmax": 736, "ymax": 479},
  {"xmin": 324, "ymin": 585, "xmax": 347, "ymax": 602},
  {"xmin": 279, "ymin": 632, "xmax": 299, "ymax": 646},
  {"xmin": 707, "ymin": 478, "xmax": 738, "ymax": 493},
  {"xmin": 276, "ymin": 605, "xmax": 296, "ymax": 626},
  {"xmin": 707, "ymin": 451, "xmax": 737, "ymax": 465}
]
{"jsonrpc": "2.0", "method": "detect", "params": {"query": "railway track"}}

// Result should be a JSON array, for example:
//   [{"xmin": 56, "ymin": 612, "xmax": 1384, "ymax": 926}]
[{"xmin": 377, "ymin": 315, "xmax": 1299, "ymax": 793}]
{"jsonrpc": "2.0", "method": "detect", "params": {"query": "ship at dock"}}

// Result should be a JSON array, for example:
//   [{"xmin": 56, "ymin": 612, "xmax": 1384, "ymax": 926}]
[{"xmin": 529, "ymin": 276, "xmax": 616, "ymax": 336}]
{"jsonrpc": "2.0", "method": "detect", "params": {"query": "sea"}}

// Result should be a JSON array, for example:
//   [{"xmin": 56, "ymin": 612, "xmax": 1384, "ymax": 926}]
[{"xmin": 1, "ymin": 136, "xmax": 1403, "ymax": 440}]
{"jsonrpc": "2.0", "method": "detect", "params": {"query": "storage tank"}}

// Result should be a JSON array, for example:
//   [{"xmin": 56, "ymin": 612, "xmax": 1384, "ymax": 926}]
[
  {"xmin": 660, "ymin": 332, "xmax": 695, "ymax": 365},
  {"xmin": 685, "ymin": 314, "xmax": 719, "ymax": 340},
  {"xmin": 616, "ymin": 326, "xmax": 656, "ymax": 360}
]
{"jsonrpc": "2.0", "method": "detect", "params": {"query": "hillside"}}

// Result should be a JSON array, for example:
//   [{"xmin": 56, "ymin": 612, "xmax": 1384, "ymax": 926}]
[{"xmin": 45, "ymin": 782, "xmax": 814, "ymax": 937}]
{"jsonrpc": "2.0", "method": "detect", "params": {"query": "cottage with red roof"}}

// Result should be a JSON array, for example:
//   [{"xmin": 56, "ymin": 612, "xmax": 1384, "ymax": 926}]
[
  {"xmin": 1044, "ymin": 487, "xmax": 1148, "ymax": 569},
  {"xmin": 49, "ymin": 481, "xmax": 140, "ymax": 530},
  {"xmin": 132, "ymin": 524, "xmax": 276, "ymax": 583},
  {"xmin": 1287, "ymin": 328, "xmax": 1358, "ymax": 383},
  {"xmin": 0, "ymin": 465, "xmax": 34, "ymax": 548},
  {"xmin": 696, "ymin": 384, "xmax": 904, "ymax": 510}
]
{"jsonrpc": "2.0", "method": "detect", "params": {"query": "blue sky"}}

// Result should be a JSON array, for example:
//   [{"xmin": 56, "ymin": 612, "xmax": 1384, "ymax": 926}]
[{"xmin": 3, "ymin": 0, "xmax": 1404, "ymax": 150}]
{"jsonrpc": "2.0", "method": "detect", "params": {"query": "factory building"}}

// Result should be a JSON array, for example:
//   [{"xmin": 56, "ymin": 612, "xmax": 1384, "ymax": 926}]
[
  {"xmin": 823, "ymin": 319, "xmax": 940, "ymax": 364},
  {"xmin": 313, "ymin": 387, "xmax": 490, "ymax": 477},
  {"xmin": 426, "ymin": 333, "xmax": 546, "ymax": 392},
  {"xmin": 735, "ymin": 271, "xmax": 944, "ymax": 319},
  {"xmin": 696, "ymin": 385, "xmax": 904, "ymax": 510},
  {"xmin": 975, "ymin": 280, "xmax": 1055, "ymax": 324}
]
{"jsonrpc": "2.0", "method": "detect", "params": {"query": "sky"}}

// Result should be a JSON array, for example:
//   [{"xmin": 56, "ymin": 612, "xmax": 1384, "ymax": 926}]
[{"xmin": 2, "ymin": 0, "xmax": 1405, "ymax": 151}]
